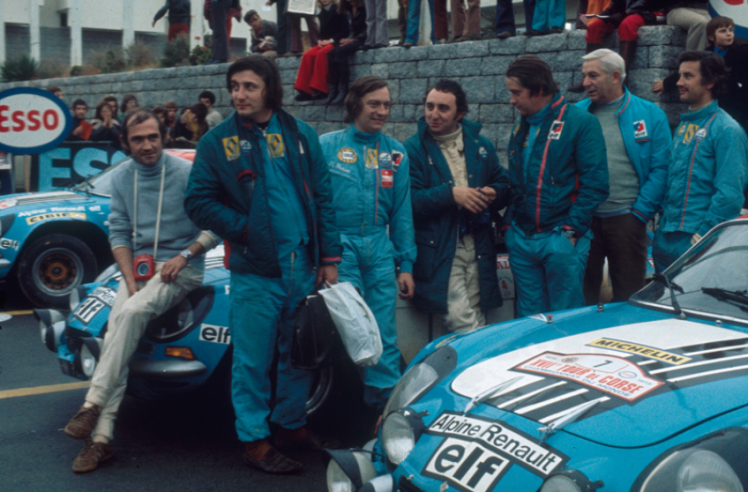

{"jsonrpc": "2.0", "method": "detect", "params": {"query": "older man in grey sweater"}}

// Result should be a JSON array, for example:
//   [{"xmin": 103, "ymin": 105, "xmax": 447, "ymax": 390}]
[{"xmin": 63, "ymin": 109, "xmax": 217, "ymax": 474}]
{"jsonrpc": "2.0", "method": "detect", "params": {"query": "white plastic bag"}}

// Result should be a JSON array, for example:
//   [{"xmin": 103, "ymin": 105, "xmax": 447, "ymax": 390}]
[{"xmin": 318, "ymin": 282, "xmax": 382, "ymax": 367}]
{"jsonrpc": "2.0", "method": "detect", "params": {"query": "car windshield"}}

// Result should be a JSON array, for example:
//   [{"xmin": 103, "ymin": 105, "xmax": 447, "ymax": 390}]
[
  {"xmin": 632, "ymin": 220, "xmax": 748, "ymax": 322},
  {"xmin": 71, "ymin": 156, "xmax": 128, "ymax": 197}
]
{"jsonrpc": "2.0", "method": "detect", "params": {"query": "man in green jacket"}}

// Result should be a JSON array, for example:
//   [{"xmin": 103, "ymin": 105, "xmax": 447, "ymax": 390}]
[
  {"xmin": 184, "ymin": 56, "xmax": 342, "ymax": 474},
  {"xmin": 504, "ymin": 56, "xmax": 609, "ymax": 317},
  {"xmin": 404, "ymin": 79, "xmax": 510, "ymax": 332}
]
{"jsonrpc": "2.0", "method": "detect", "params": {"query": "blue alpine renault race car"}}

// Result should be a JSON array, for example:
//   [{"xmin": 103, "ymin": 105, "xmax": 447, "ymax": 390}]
[
  {"xmin": 327, "ymin": 216, "xmax": 748, "ymax": 492},
  {"xmin": 0, "ymin": 149, "xmax": 194, "ymax": 307}
]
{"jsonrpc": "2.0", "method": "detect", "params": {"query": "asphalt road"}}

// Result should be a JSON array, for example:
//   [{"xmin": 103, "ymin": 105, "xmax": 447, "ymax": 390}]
[{"xmin": 0, "ymin": 309, "xmax": 340, "ymax": 492}]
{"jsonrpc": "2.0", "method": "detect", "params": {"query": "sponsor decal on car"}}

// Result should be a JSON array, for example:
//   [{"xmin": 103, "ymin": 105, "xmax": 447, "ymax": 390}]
[
  {"xmin": 26, "ymin": 212, "xmax": 86, "ymax": 225},
  {"xmin": 586, "ymin": 338, "xmax": 691, "ymax": 365},
  {"xmin": 513, "ymin": 352, "xmax": 663, "ymax": 401},
  {"xmin": 89, "ymin": 205, "xmax": 102, "ymax": 212},
  {"xmin": 74, "ymin": 297, "xmax": 107, "ymax": 325},
  {"xmin": 50, "ymin": 206, "xmax": 85, "ymax": 212},
  {"xmin": 89, "ymin": 286, "xmax": 117, "ymax": 307},
  {"xmin": 0, "ymin": 238, "xmax": 19, "ymax": 250},
  {"xmin": 0, "ymin": 199, "xmax": 17, "ymax": 209},
  {"xmin": 199, "ymin": 324, "xmax": 231, "ymax": 344},
  {"xmin": 18, "ymin": 209, "xmax": 48, "ymax": 217},
  {"xmin": 423, "ymin": 411, "xmax": 567, "ymax": 491}
]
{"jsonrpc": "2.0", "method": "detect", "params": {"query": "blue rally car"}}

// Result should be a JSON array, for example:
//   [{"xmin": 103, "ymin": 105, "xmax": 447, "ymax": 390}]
[
  {"xmin": 327, "ymin": 216, "xmax": 748, "ymax": 492},
  {"xmin": 0, "ymin": 149, "xmax": 195, "ymax": 308}
]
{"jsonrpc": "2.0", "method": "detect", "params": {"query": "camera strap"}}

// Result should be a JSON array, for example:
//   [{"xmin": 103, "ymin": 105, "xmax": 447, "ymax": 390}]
[{"xmin": 133, "ymin": 163, "xmax": 167, "ymax": 259}]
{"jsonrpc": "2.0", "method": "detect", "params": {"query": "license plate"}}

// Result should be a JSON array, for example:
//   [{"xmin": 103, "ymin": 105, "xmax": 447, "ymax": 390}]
[{"xmin": 74, "ymin": 297, "xmax": 106, "ymax": 324}]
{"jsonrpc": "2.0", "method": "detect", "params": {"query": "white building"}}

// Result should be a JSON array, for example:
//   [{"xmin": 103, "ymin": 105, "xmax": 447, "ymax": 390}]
[{"xmin": 0, "ymin": 0, "xmax": 274, "ymax": 66}]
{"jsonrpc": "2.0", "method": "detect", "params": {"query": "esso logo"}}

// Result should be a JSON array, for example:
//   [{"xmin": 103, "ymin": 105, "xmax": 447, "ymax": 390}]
[
  {"xmin": 710, "ymin": 0, "xmax": 748, "ymax": 37},
  {"xmin": 0, "ymin": 87, "xmax": 72, "ymax": 155}
]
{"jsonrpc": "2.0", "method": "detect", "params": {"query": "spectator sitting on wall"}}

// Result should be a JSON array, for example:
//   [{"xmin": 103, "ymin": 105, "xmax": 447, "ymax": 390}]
[
  {"xmin": 494, "ymin": 0, "xmax": 535, "ymax": 39},
  {"xmin": 325, "ymin": 0, "xmax": 366, "ymax": 104},
  {"xmin": 245, "ymin": 10, "xmax": 279, "ymax": 58},
  {"xmin": 91, "ymin": 100, "xmax": 122, "ymax": 148},
  {"xmin": 170, "ymin": 103, "xmax": 208, "ymax": 148},
  {"xmin": 47, "ymin": 86, "xmax": 63, "ymax": 99},
  {"xmin": 653, "ymin": 16, "xmax": 748, "ymax": 133},
  {"xmin": 665, "ymin": 0, "xmax": 710, "ymax": 51},
  {"xmin": 199, "ymin": 90, "xmax": 224, "ymax": 129},
  {"xmin": 294, "ymin": 0, "xmax": 350, "ymax": 101},
  {"xmin": 103, "ymin": 96, "xmax": 119, "ymax": 119},
  {"xmin": 568, "ymin": 0, "xmax": 662, "ymax": 92},
  {"xmin": 120, "ymin": 94, "xmax": 139, "ymax": 121},
  {"xmin": 153, "ymin": 0, "xmax": 192, "ymax": 41},
  {"xmin": 451, "ymin": 0, "xmax": 481, "ymax": 42},
  {"xmin": 67, "ymin": 99, "xmax": 93, "ymax": 142}
]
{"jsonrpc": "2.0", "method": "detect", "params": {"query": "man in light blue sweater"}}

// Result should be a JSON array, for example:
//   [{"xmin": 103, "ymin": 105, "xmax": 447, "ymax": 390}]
[{"xmin": 63, "ymin": 109, "xmax": 217, "ymax": 474}]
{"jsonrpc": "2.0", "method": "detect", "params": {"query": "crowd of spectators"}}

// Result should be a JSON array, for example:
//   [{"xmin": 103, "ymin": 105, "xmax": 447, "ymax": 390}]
[{"xmin": 64, "ymin": 90, "xmax": 224, "ymax": 150}]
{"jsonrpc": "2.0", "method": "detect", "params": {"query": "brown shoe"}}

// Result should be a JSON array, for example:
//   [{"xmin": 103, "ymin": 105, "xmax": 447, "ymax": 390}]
[
  {"xmin": 275, "ymin": 426, "xmax": 341, "ymax": 451},
  {"xmin": 72, "ymin": 440, "xmax": 113, "ymax": 473},
  {"xmin": 243, "ymin": 446, "xmax": 303, "ymax": 474},
  {"xmin": 64, "ymin": 404, "xmax": 101, "ymax": 440}
]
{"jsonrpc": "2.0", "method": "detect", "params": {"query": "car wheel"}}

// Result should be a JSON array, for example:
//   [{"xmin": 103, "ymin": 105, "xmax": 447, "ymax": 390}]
[{"xmin": 17, "ymin": 234, "xmax": 98, "ymax": 308}]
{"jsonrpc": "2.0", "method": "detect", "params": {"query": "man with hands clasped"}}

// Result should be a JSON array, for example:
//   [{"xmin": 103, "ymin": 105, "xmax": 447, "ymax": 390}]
[
  {"xmin": 405, "ymin": 79, "xmax": 510, "ymax": 333},
  {"xmin": 63, "ymin": 109, "xmax": 217, "ymax": 474}
]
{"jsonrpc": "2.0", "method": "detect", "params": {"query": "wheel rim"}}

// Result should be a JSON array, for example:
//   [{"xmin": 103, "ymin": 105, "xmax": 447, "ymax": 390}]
[
  {"xmin": 32, "ymin": 247, "xmax": 85, "ymax": 297},
  {"xmin": 307, "ymin": 366, "xmax": 334, "ymax": 415}
]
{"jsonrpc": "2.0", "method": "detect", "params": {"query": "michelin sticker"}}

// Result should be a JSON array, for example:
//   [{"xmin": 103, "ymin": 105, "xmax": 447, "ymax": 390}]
[
  {"xmin": 586, "ymin": 338, "xmax": 691, "ymax": 365},
  {"xmin": 514, "ymin": 352, "xmax": 663, "ymax": 401},
  {"xmin": 200, "ymin": 324, "xmax": 231, "ymax": 344},
  {"xmin": 423, "ymin": 411, "xmax": 568, "ymax": 492}
]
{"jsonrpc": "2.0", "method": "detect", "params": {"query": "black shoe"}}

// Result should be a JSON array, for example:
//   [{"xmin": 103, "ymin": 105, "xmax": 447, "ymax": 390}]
[
  {"xmin": 295, "ymin": 92, "xmax": 314, "ymax": 102},
  {"xmin": 331, "ymin": 89, "xmax": 347, "ymax": 105},
  {"xmin": 311, "ymin": 91, "xmax": 328, "ymax": 101},
  {"xmin": 243, "ymin": 446, "xmax": 303, "ymax": 474},
  {"xmin": 524, "ymin": 29, "xmax": 542, "ymax": 36},
  {"xmin": 496, "ymin": 31, "xmax": 513, "ymax": 39},
  {"xmin": 550, "ymin": 27, "xmax": 565, "ymax": 34},
  {"xmin": 325, "ymin": 87, "xmax": 339, "ymax": 105}
]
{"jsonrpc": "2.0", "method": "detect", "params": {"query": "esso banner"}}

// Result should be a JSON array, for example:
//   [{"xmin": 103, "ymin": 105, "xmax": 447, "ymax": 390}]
[
  {"xmin": 710, "ymin": 0, "xmax": 748, "ymax": 38},
  {"xmin": 0, "ymin": 87, "xmax": 72, "ymax": 155}
]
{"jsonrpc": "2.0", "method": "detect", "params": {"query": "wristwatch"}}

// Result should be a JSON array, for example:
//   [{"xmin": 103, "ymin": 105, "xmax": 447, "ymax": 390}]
[{"xmin": 180, "ymin": 249, "xmax": 193, "ymax": 260}]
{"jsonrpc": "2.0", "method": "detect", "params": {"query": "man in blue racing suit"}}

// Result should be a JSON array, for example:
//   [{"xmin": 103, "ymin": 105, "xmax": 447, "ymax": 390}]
[
  {"xmin": 653, "ymin": 51, "xmax": 748, "ymax": 272},
  {"xmin": 319, "ymin": 75, "xmax": 417, "ymax": 412}
]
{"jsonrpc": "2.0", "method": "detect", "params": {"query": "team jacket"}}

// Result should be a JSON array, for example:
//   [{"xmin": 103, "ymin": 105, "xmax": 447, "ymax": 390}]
[
  {"xmin": 576, "ymin": 87, "xmax": 670, "ymax": 222},
  {"xmin": 404, "ymin": 118, "xmax": 510, "ymax": 314},
  {"xmin": 660, "ymin": 100, "xmax": 748, "ymax": 236},
  {"xmin": 506, "ymin": 94, "xmax": 609, "ymax": 237},
  {"xmin": 319, "ymin": 125, "xmax": 416, "ymax": 273},
  {"xmin": 184, "ymin": 110, "xmax": 342, "ymax": 277}
]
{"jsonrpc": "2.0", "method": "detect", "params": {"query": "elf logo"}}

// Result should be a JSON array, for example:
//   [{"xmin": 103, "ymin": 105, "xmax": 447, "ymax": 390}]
[
  {"xmin": 548, "ymin": 121, "xmax": 564, "ymax": 140},
  {"xmin": 199, "ymin": 324, "xmax": 231, "ymax": 344},
  {"xmin": 423, "ymin": 437, "xmax": 510, "ymax": 492},
  {"xmin": 634, "ymin": 120, "xmax": 648, "ymax": 138}
]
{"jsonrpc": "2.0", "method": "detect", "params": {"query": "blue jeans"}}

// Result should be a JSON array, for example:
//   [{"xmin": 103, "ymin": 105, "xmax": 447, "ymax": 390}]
[
  {"xmin": 229, "ymin": 246, "xmax": 315, "ymax": 442},
  {"xmin": 506, "ymin": 226, "xmax": 592, "ymax": 317},
  {"xmin": 404, "ymin": 0, "xmax": 436, "ymax": 44},
  {"xmin": 494, "ymin": 0, "xmax": 535, "ymax": 35},
  {"xmin": 532, "ymin": 0, "xmax": 565, "ymax": 33},
  {"xmin": 338, "ymin": 231, "xmax": 401, "ymax": 411},
  {"xmin": 652, "ymin": 230, "xmax": 693, "ymax": 274}
]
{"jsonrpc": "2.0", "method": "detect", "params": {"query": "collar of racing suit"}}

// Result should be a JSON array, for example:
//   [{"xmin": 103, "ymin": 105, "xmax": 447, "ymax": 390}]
[
  {"xmin": 348, "ymin": 124, "xmax": 382, "ymax": 143},
  {"xmin": 681, "ymin": 100, "xmax": 719, "ymax": 121}
]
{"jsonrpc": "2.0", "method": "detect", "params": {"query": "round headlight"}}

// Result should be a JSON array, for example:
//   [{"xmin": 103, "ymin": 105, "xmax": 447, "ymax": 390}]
[
  {"xmin": 326, "ymin": 458, "xmax": 354, "ymax": 492},
  {"xmin": 383, "ymin": 363, "xmax": 438, "ymax": 417},
  {"xmin": 541, "ymin": 475, "xmax": 583, "ymax": 492},
  {"xmin": 382, "ymin": 412, "xmax": 416, "ymax": 466},
  {"xmin": 677, "ymin": 450, "xmax": 742, "ymax": 492},
  {"xmin": 79, "ymin": 344, "xmax": 97, "ymax": 378}
]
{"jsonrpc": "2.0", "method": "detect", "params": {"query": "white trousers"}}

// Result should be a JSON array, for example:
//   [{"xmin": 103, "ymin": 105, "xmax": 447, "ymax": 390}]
[{"xmin": 443, "ymin": 242, "xmax": 485, "ymax": 333}]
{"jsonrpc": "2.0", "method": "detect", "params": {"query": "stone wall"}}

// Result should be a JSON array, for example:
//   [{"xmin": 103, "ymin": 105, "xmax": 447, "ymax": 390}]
[{"xmin": 0, "ymin": 26, "xmax": 688, "ymax": 154}]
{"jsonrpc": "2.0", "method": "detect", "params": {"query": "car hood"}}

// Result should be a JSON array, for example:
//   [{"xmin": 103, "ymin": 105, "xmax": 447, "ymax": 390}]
[
  {"xmin": 0, "ymin": 191, "xmax": 90, "ymax": 210},
  {"xmin": 448, "ymin": 306, "xmax": 748, "ymax": 448}
]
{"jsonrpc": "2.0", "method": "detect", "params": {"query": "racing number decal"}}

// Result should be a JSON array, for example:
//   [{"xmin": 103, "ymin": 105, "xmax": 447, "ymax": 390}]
[{"xmin": 513, "ymin": 352, "xmax": 664, "ymax": 401}]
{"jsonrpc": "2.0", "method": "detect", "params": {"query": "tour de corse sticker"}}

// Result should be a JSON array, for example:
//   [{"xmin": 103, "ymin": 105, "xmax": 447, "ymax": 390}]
[
  {"xmin": 0, "ymin": 87, "xmax": 73, "ymax": 155},
  {"xmin": 710, "ymin": 0, "xmax": 748, "ymax": 38}
]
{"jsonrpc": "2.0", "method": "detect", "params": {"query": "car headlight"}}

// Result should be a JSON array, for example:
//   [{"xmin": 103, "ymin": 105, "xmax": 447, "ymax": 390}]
[
  {"xmin": 540, "ymin": 470, "xmax": 602, "ymax": 492},
  {"xmin": 325, "ymin": 449, "xmax": 378, "ymax": 492},
  {"xmin": 640, "ymin": 449, "xmax": 742, "ymax": 492},
  {"xmin": 74, "ymin": 337, "xmax": 103, "ymax": 379},
  {"xmin": 381, "ymin": 409, "xmax": 426, "ymax": 466},
  {"xmin": 383, "ymin": 346, "xmax": 457, "ymax": 417}
]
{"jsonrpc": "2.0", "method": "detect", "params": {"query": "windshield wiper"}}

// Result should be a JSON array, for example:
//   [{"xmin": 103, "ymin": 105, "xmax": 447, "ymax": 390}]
[
  {"xmin": 701, "ymin": 288, "xmax": 748, "ymax": 313},
  {"xmin": 653, "ymin": 272, "xmax": 686, "ymax": 318}
]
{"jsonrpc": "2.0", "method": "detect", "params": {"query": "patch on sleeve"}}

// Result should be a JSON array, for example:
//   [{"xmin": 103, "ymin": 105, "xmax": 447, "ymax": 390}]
[{"xmin": 223, "ymin": 136, "xmax": 240, "ymax": 161}]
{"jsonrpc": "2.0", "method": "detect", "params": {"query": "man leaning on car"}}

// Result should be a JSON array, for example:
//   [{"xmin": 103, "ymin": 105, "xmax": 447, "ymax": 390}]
[
  {"xmin": 184, "ymin": 56, "xmax": 342, "ymax": 475},
  {"xmin": 62, "ymin": 108, "xmax": 218, "ymax": 473}
]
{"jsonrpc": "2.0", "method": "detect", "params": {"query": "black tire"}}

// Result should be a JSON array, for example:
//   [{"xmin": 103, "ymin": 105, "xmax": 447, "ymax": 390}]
[{"xmin": 16, "ymin": 234, "xmax": 98, "ymax": 308}]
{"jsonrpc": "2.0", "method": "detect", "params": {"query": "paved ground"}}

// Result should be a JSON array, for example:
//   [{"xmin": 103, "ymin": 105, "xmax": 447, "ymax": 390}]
[{"xmin": 0, "ymin": 304, "xmax": 364, "ymax": 492}]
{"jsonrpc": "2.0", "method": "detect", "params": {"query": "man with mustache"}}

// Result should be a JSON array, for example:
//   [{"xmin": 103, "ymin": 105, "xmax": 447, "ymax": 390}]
[
  {"xmin": 319, "ymin": 75, "xmax": 416, "ymax": 414},
  {"xmin": 652, "ymin": 51, "xmax": 748, "ymax": 272},
  {"xmin": 404, "ymin": 79, "xmax": 509, "ymax": 333},
  {"xmin": 575, "ymin": 49, "xmax": 670, "ymax": 304}
]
